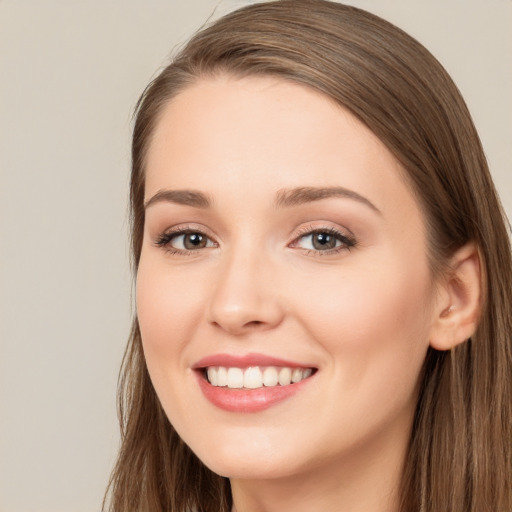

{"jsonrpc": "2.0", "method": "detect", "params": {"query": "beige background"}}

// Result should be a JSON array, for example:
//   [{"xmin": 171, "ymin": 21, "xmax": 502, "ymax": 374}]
[{"xmin": 0, "ymin": 1, "xmax": 510, "ymax": 510}]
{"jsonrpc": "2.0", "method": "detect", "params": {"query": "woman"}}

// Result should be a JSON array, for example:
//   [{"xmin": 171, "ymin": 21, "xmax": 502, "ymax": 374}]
[{"xmin": 104, "ymin": 1, "xmax": 512, "ymax": 511}]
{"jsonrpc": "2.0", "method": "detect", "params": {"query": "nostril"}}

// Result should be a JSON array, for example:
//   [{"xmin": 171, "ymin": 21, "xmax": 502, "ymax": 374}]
[{"xmin": 246, "ymin": 320, "xmax": 263, "ymax": 327}]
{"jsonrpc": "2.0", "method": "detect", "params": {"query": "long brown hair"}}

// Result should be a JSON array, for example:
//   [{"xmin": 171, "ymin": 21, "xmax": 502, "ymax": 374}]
[{"xmin": 103, "ymin": 1, "xmax": 512, "ymax": 510}]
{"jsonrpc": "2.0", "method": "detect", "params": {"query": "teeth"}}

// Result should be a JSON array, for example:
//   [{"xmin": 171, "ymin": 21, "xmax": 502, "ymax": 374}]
[
  {"xmin": 244, "ymin": 367, "xmax": 262, "ymax": 389},
  {"xmin": 227, "ymin": 367, "xmax": 244, "ymax": 389},
  {"xmin": 205, "ymin": 366, "xmax": 314, "ymax": 389},
  {"xmin": 291, "ymin": 368, "xmax": 303, "ymax": 383},
  {"xmin": 217, "ymin": 366, "xmax": 228, "ymax": 387},
  {"xmin": 278, "ymin": 367, "xmax": 292, "ymax": 386},
  {"xmin": 263, "ymin": 367, "xmax": 278, "ymax": 387},
  {"xmin": 207, "ymin": 367, "xmax": 218, "ymax": 386}
]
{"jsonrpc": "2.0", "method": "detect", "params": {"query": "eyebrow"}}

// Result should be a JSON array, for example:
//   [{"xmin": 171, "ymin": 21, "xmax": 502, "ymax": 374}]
[
  {"xmin": 144, "ymin": 189, "xmax": 212, "ymax": 210},
  {"xmin": 275, "ymin": 186, "xmax": 381, "ymax": 214},
  {"xmin": 144, "ymin": 186, "xmax": 380, "ymax": 214}
]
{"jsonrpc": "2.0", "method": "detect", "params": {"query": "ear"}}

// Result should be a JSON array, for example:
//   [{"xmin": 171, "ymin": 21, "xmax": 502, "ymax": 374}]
[{"xmin": 429, "ymin": 243, "xmax": 482, "ymax": 351}]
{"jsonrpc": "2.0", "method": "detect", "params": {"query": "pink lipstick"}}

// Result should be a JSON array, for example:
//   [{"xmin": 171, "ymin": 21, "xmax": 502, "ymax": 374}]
[{"xmin": 193, "ymin": 353, "xmax": 316, "ymax": 413}]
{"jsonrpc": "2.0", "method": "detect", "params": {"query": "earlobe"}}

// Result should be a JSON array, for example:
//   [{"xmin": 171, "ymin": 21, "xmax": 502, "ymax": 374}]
[{"xmin": 429, "ymin": 243, "xmax": 482, "ymax": 351}]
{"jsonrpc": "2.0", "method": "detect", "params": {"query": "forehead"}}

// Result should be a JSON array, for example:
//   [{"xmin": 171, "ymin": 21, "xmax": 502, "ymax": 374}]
[{"xmin": 145, "ymin": 75, "xmax": 420, "ymax": 222}]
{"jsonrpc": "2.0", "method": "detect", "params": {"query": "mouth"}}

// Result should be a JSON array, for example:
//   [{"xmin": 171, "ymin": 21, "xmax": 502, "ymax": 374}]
[
  {"xmin": 193, "ymin": 354, "xmax": 317, "ymax": 413},
  {"xmin": 203, "ymin": 365, "xmax": 314, "ymax": 389}
]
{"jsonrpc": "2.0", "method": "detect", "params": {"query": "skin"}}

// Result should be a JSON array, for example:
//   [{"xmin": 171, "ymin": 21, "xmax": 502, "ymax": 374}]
[{"xmin": 137, "ymin": 75, "xmax": 450, "ymax": 512}]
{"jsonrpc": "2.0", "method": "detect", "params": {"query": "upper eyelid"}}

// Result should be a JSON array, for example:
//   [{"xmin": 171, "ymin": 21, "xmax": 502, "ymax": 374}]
[
  {"xmin": 291, "ymin": 223, "xmax": 355, "ymax": 240},
  {"xmin": 159, "ymin": 223, "xmax": 217, "ymax": 239}
]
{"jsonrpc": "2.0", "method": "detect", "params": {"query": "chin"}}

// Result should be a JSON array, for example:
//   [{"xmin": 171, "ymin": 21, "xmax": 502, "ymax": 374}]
[
  {"xmin": 177, "ymin": 424, "xmax": 306, "ymax": 480},
  {"xmin": 201, "ymin": 451, "xmax": 303, "ymax": 481},
  {"xmin": 187, "ymin": 425, "xmax": 343, "ymax": 484}
]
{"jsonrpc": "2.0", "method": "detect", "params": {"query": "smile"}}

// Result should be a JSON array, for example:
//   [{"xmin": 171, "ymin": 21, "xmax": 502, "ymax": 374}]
[
  {"xmin": 193, "ymin": 354, "xmax": 317, "ymax": 412},
  {"xmin": 206, "ymin": 366, "xmax": 313, "ymax": 389}
]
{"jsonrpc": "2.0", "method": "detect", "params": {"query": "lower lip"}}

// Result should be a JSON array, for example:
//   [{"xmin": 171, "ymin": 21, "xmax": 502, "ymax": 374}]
[{"xmin": 196, "ymin": 372, "xmax": 313, "ymax": 413}]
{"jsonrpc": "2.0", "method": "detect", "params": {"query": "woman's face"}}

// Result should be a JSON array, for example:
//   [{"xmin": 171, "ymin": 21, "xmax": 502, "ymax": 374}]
[{"xmin": 137, "ymin": 76, "xmax": 438, "ymax": 481}]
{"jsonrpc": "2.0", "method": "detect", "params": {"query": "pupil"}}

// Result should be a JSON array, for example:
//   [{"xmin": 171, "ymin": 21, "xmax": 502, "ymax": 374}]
[
  {"xmin": 185, "ymin": 233, "xmax": 205, "ymax": 249},
  {"xmin": 313, "ymin": 233, "xmax": 335, "ymax": 250}
]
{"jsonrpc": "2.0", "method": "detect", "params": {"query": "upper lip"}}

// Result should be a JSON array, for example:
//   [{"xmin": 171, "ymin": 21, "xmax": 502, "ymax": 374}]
[{"xmin": 192, "ymin": 352, "xmax": 316, "ymax": 370}]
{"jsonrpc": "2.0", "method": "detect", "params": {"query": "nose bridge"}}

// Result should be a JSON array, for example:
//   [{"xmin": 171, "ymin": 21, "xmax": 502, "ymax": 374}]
[{"xmin": 207, "ymin": 235, "xmax": 283, "ymax": 334}]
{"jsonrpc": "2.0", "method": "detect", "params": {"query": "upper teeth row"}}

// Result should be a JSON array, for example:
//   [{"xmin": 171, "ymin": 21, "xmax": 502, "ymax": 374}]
[{"xmin": 206, "ymin": 366, "xmax": 313, "ymax": 389}]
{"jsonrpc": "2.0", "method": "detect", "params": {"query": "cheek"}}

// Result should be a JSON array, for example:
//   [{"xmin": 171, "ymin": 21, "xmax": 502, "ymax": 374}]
[
  {"xmin": 135, "ymin": 258, "xmax": 211, "ymax": 433},
  {"xmin": 295, "ymin": 252, "xmax": 433, "ymax": 389},
  {"xmin": 136, "ymin": 258, "xmax": 206, "ymax": 364}
]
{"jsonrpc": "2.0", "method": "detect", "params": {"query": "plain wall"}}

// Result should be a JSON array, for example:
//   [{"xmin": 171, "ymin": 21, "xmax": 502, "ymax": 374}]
[{"xmin": 0, "ymin": 1, "xmax": 510, "ymax": 510}]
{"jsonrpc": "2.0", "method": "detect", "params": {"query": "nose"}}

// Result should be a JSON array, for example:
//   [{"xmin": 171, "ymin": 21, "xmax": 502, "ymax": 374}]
[{"xmin": 207, "ymin": 246, "xmax": 285, "ymax": 336}]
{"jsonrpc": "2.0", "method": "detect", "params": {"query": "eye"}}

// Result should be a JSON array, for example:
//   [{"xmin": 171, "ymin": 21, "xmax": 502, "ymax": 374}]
[
  {"xmin": 155, "ymin": 229, "xmax": 216, "ymax": 253},
  {"xmin": 292, "ymin": 227, "xmax": 355, "ymax": 254}
]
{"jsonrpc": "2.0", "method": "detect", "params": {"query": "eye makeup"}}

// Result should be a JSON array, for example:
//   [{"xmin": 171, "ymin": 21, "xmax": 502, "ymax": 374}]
[
  {"xmin": 152, "ymin": 222, "xmax": 356, "ymax": 258},
  {"xmin": 289, "ymin": 225, "xmax": 356, "ymax": 256}
]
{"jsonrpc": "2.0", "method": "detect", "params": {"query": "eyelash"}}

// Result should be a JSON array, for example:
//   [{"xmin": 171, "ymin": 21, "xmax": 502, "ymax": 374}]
[
  {"xmin": 291, "ymin": 225, "xmax": 356, "ymax": 255},
  {"xmin": 154, "ymin": 225, "xmax": 216, "ymax": 256},
  {"xmin": 154, "ymin": 225, "xmax": 356, "ymax": 256}
]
